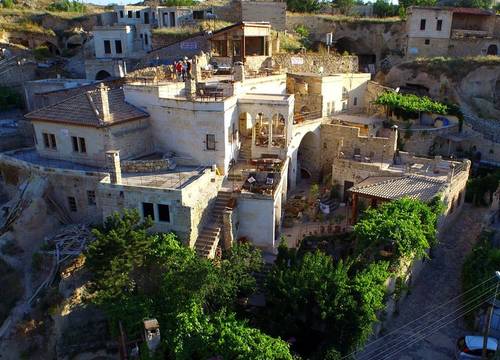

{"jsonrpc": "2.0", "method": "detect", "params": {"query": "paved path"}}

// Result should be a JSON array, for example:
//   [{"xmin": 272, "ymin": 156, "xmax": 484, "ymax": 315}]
[{"xmin": 357, "ymin": 205, "xmax": 490, "ymax": 360}]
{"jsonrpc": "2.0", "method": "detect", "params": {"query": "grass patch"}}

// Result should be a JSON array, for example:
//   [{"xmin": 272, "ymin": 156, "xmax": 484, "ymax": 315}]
[
  {"xmin": 0, "ymin": 19, "xmax": 55, "ymax": 35},
  {"xmin": 275, "ymin": 30, "xmax": 302, "ymax": 53},
  {"xmin": 153, "ymin": 19, "xmax": 232, "ymax": 38},
  {"xmin": 0, "ymin": 258, "xmax": 23, "ymax": 325},
  {"xmin": 287, "ymin": 12, "xmax": 401, "ymax": 24},
  {"xmin": 400, "ymin": 56, "xmax": 500, "ymax": 81}
]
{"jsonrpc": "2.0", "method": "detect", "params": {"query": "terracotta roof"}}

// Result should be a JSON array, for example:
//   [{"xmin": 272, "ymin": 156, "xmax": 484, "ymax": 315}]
[
  {"xmin": 25, "ymin": 86, "xmax": 149, "ymax": 127},
  {"xmin": 348, "ymin": 175, "xmax": 446, "ymax": 202},
  {"xmin": 451, "ymin": 7, "xmax": 493, "ymax": 15}
]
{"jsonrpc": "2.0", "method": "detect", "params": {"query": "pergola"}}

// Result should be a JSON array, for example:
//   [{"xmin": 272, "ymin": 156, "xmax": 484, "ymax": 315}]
[{"xmin": 348, "ymin": 175, "xmax": 446, "ymax": 223}]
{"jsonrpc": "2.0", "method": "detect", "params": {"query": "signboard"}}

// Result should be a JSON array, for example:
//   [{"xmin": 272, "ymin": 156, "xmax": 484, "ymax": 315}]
[
  {"xmin": 409, "ymin": 47, "xmax": 419, "ymax": 55},
  {"xmin": 291, "ymin": 56, "xmax": 304, "ymax": 65},
  {"xmin": 180, "ymin": 41, "xmax": 198, "ymax": 50}
]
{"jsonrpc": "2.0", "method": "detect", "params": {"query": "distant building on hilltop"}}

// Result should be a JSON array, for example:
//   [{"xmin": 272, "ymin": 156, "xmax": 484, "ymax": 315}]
[{"xmin": 405, "ymin": 6, "xmax": 500, "ymax": 59}]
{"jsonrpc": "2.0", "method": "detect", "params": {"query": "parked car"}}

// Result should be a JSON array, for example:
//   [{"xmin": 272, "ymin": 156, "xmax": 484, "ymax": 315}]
[{"xmin": 456, "ymin": 335, "xmax": 498, "ymax": 359}]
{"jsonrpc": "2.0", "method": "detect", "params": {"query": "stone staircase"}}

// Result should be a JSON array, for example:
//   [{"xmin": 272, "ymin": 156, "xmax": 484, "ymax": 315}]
[
  {"xmin": 194, "ymin": 190, "xmax": 232, "ymax": 258},
  {"xmin": 239, "ymin": 136, "xmax": 252, "ymax": 161}
]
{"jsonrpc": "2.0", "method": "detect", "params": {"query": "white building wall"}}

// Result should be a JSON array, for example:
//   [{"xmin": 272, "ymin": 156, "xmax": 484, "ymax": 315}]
[
  {"xmin": 94, "ymin": 26, "xmax": 135, "ymax": 59},
  {"xmin": 407, "ymin": 8, "xmax": 453, "ymax": 39}
]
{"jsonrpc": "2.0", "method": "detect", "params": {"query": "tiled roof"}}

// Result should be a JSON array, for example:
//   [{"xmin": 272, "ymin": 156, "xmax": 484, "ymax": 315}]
[
  {"xmin": 25, "ymin": 86, "xmax": 149, "ymax": 127},
  {"xmin": 348, "ymin": 175, "xmax": 446, "ymax": 202}
]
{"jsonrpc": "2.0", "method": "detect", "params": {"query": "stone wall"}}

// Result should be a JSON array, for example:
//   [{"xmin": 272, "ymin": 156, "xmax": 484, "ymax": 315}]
[
  {"xmin": 241, "ymin": 1, "xmax": 286, "ymax": 31},
  {"xmin": 0, "ymin": 150, "xmax": 106, "ymax": 224},
  {"xmin": 286, "ymin": 14, "xmax": 406, "ymax": 68},
  {"xmin": 121, "ymin": 158, "xmax": 173, "ymax": 173},
  {"xmin": 142, "ymin": 33, "xmax": 210, "ymax": 68},
  {"xmin": 272, "ymin": 53, "xmax": 358, "ymax": 75},
  {"xmin": 364, "ymin": 80, "xmax": 392, "ymax": 116},
  {"xmin": 320, "ymin": 123, "xmax": 397, "ymax": 173}
]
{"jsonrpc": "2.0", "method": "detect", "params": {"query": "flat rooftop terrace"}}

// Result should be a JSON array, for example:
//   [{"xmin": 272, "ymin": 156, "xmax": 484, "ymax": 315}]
[
  {"xmin": 3, "ymin": 149, "xmax": 208, "ymax": 190},
  {"xmin": 120, "ymin": 166, "xmax": 208, "ymax": 190}
]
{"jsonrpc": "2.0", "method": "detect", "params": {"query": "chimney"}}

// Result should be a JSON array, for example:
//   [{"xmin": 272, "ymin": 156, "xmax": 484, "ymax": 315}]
[
  {"xmin": 105, "ymin": 150, "xmax": 122, "ymax": 184},
  {"xmin": 234, "ymin": 62, "xmax": 245, "ymax": 82},
  {"xmin": 98, "ymin": 83, "xmax": 111, "ymax": 122}
]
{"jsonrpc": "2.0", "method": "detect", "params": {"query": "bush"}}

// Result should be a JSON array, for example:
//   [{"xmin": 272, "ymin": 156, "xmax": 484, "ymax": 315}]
[
  {"xmin": 1, "ymin": 0, "xmax": 14, "ymax": 9},
  {"xmin": 33, "ymin": 46, "xmax": 52, "ymax": 60},
  {"xmin": 47, "ymin": 0, "xmax": 86, "ymax": 12},
  {"xmin": 375, "ymin": 92, "xmax": 456, "ymax": 120},
  {"xmin": 0, "ymin": 258, "xmax": 23, "ymax": 324},
  {"xmin": 0, "ymin": 86, "xmax": 22, "ymax": 110}
]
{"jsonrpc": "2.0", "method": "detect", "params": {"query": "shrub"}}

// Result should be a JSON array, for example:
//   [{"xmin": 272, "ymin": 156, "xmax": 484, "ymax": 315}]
[
  {"xmin": 1, "ymin": 0, "xmax": 14, "ymax": 9},
  {"xmin": 47, "ymin": 0, "xmax": 86, "ymax": 12},
  {"xmin": 33, "ymin": 45, "xmax": 51, "ymax": 60},
  {"xmin": 0, "ymin": 86, "xmax": 22, "ymax": 110}
]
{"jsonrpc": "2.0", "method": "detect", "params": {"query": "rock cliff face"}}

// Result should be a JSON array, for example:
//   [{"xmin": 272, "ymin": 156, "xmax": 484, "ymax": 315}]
[{"xmin": 287, "ymin": 14, "xmax": 406, "ymax": 68}]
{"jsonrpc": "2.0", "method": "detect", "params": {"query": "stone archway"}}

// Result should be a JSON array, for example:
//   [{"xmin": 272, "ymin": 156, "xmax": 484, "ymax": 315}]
[
  {"xmin": 487, "ymin": 44, "xmax": 498, "ymax": 56},
  {"xmin": 288, "ymin": 130, "xmax": 321, "ymax": 191},
  {"xmin": 95, "ymin": 70, "xmax": 112, "ymax": 80},
  {"xmin": 39, "ymin": 41, "xmax": 60, "ymax": 56},
  {"xmin": 334, "ymin": 37, "xmax": 377, "ymax": 72}
]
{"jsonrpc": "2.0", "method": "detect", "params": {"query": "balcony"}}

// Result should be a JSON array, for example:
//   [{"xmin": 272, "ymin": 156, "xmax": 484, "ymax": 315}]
[{"xmin": 451, "ymin": 29, "xmax": 490, "ymax": 39}]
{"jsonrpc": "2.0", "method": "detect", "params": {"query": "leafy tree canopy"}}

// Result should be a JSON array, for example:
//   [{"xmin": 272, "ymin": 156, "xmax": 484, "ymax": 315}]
[
  {"xmin": 264, "ymin": 248, "xmax": 389, "ymax": 356},
  {"xmin": 84, "ymin": 210, "xmax": 291, "ymax": 359},
  {"xmin": 354, "ymin": 197, "xmax": 443, "ymax": 260},
  {"xmin": 287, "ymin": 0, "xmax": 323, "ymax": 13}
]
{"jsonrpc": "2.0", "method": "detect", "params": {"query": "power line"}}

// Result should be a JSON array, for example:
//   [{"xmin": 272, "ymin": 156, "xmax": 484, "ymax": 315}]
[
  {"xmin": 376, "ymin": 292, "xmax": 494, "ymax": 360},
  {"xmin": 360, "ymin": 284, "xmax": 498, "ymax": 360},
  {"xmin": 343, "ymin": 275, "xmax": 497, "ymax": 359}
]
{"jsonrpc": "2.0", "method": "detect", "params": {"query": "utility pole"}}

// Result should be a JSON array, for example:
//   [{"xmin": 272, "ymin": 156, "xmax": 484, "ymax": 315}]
[{"xmin": 482, "ymin": 271, "xmax": 500, "ymax": 359}]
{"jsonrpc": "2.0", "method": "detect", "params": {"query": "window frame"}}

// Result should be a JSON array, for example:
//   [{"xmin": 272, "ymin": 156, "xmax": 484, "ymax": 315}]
[
  {"xmin": 157, "ymin": 204, "xmax": 170, "ymax": 223},
  {"xmin": 135, "ymin": 10, "xmax": 140, "ymax": 18},
  {"xmin": 87, "ymin": 190, "xmax": 96, "ymax": 206},
  {"xmin": 115, "ymin": 40, "xmax": 123, "ymax": 54},
  {"xmin": 127, "ymin": 10, "xmax": 132, "ymax": 18},
  {"xmin": 142, "ymin": 202, "xmax": 155, "ymax": 220},
  {"xmin": 436, "ymin": 19, "xmax": 443, "ymax": 31},
  {"xmin": 206, "ymin": 134, "xmax": 216, "ymax": 151},
  {"xmin": 119, "ymin": 10, "xmax": 124, "ymax": 18},
  {"xmin": 68, "ymin": 196, "xmax": 77, "ymax": 212},
  {"xmin": 104, "ymin": 40, "xmax": 111, "ymax": 55},
  {"xmin": 420, "ymin": 19, "xmax": 426, "ymax": 31}
]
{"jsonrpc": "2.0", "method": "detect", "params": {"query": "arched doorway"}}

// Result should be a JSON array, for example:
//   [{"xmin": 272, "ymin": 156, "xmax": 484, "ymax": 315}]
[
  {"xmin": 40, "ymin": 41, "xmax": 60, "ymax": 56},
  {"xmin": 335, "ymin": 37, "xmax": 376, "ymax": 72},
  {"xmin": 296, "ymin": 131, "xmax": 320, "ymax": 187},
  {"xmin": 487, "ymin": 44, "xmax": 498, "ymax": 56},
  {"xmin": 95, "ymin": 70, "xmax": 111, "ymax": 80}
]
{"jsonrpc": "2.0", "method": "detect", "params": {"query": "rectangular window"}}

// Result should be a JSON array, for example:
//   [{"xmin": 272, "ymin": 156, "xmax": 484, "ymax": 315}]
[
  {"xmin": 425, "ymin": 39, "xmax": 430, "ymax": 45},
  {"xmin": 115, "ymin": 40, "xmax": 122, "ymax": 54},
  {"xmin": 436, "ymin": 19, "xmax": 442, "ymax": 31},
  {"xmin": 353, "ymin": 97, "xmax": 358, "ymax": 106},
  {"xmin": 212, "ymin": 40, "xmax": 227, "ymax": 57},
  {"xmin": 158, "ymin": 204, "xmax": 170, "ymax": 222},
  {"xmin": 144, "ymin": 12, "xmax": 149, "ymax": 24},
  {"xmin": 43, "ymin": 133, "xmax": 50, "ymax": 148},
  {"xmin": 142, "ymin": 202, "xmax": 155, "ymax": 220},
  {"xmin": 71, "ymin": 136, "xmax": 79, "ymax": 152},
  {"xmin": 144, "ymin": 33, "xmax": 148, "ymax": 46},
  {"xmin": 420, "ymin": 19, "xmax": 426, "ymax": 31},
  {"xmin": 127, "ymin": 10, "xmax": 132, "ymax": 18},
  {"xmin": 49, "ymin": 134, "xmax": 57, "ymax": 149},
  {"xmin": 71, "ymin": 136, "xmax": 86, "ymax": 153},
  {"xmin": 87, "ymin": 190, "xmax": 96, "ymax": 206},
  {"xmin": 79, "ymin": 137, "xmax": 86, "ymax": 153},
  {"xmin": 119, "ymin": 10, "xmax": 123, "ymax": 18},
  {"xmin": 104, "ymin": 40, "xmax": 111, "ymax": 54},
  {"xmin": 68, "ymin": 196, "xmax": 77, "ymax": 212},
  {"xmin": 206, "ymin": 134, "xmax": 216, "ymax": 151},
  {"xmin": 135, "ymin": 10, "xmax": 140, "ymax": 18}
]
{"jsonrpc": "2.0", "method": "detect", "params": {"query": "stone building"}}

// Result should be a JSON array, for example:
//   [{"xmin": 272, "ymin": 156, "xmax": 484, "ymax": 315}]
[
  {"xmin": 406, "ymin": 6, "xmax": 500, "ymax": 59},
  {"xmin": 240, "ymin": 0, "xmax": 286, "ymax": 31}
]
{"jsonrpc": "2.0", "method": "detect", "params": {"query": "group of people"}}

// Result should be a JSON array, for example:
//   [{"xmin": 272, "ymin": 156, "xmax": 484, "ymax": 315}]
[{"xmin": 173, "ymin": 57, "xmax": 192, "ymax": 81}]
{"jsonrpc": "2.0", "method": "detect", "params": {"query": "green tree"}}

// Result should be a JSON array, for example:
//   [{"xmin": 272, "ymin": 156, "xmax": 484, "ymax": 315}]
[
  {"xmin": 452, "ymin": 0, "xmax": 492, "ymax": 8},
  {"xmin": 398, "ymin": 0, "xmax": 437, "ymax": 17},
  {"xmin": 85, "ymin": 210, "xmax": 289, "ymax": 359},
  {"xmin": 287, "ymin": 0, "xmax": 323, "ymax": 12},
  {"xmin": 354, "ymin": 198, "xmax": 442, "ymax": 260},
  {"xmin": 264, "ymin": 249, "xmax": 389, "ymax": 356},
  {"xmin": 335, "ymin": 0, "xmax": 356, "ymax": 15},
  {"xmin": 373, "ymin": 0, "xmax": 398, "ymax": 17},
  {"xmin": 161, "ymin": 0, "xmax": 198, "ymax": 5}
]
